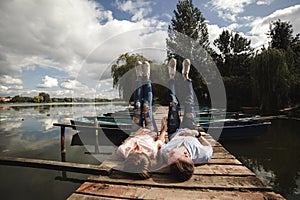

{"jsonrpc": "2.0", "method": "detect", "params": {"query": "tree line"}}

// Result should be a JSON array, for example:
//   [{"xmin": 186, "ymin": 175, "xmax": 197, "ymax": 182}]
[
  {"xmin": 111, "ymin": 0, "xmax": 300, "ymax": 115},
  {"xmin": 2, "ymin": 92, "xmax": 112, "ymax": 103}
]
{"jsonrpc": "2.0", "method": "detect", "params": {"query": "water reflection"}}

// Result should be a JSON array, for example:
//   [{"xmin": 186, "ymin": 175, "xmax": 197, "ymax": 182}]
[
  {"xmin": 0, "ymin": 102, "xmax": 128, "ymax": 199},
  {"xmin": 222, "ymin": 119, "xmax": 300, "ymax": 199}
]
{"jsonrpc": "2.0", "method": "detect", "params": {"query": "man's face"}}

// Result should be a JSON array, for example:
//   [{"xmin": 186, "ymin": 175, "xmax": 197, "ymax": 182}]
[{"xmin": 166, "ymin": 147, "xmax": 192, "ymax": 165}]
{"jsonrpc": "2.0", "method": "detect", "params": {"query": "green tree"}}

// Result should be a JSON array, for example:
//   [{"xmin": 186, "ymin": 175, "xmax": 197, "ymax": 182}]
[
  {"xmin": 268, "ymin": 19, "xmax": 300, "ymax": 51},
  {"xmin": 111, "ymin": 53, "xmax": 149, "ymax": 101},
  {"xmin": 213, "ymin": 30, "xmax": 252, "ymax": 76},
  {"xmin": 111, "ymin": 53, "xmax": 169, "ymax": 104},
  {"xmin": 268, "ymin": 19, "xmax": 300, "ymax": 105},
  {"xmin": 166, "ymin": 0, "xmax": 210, "ymax": 104},
  {"xmin": 213, "ymin": 30, "xmax": 253, "ymax": 110},
  {"xmin": 39, "ymin": 92, "xmax": 51, "ymax": 103},
  {"xmin": 251, "ymin": 48, "xmax": 290, "ymax": 114},
  {"xmin": 34, "ymin": 95, "xmax": 44, "ymax": 103}
]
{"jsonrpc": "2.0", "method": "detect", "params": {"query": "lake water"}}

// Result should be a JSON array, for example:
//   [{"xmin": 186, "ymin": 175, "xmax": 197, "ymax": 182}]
[
  {"xmin": 0, "ymin": 103, "xmax": 299, "ymax": 199},
  {"xmin": 0, "ymin": 102, "xmax": 128, "ymax": 200}
]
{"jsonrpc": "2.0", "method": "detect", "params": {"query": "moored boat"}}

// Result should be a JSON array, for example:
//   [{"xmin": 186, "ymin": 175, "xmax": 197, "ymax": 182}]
[{"xmin": 200, "ymin": 120, "xmax": 271, "ymax": 140}]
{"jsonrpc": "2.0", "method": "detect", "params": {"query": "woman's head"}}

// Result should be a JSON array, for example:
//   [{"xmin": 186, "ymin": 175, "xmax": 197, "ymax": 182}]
[{"xmin": 123, "ymin": 152, "xmax": 151, "ymax": 179}]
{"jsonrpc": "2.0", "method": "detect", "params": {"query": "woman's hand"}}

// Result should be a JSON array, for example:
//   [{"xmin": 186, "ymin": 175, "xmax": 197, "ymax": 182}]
[{"xmin": 160, "ymin": 116, "xmax": 168, "ymax": 132}]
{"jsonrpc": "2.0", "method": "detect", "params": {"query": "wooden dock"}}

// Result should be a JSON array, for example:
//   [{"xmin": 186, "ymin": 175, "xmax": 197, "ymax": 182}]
[{"xmin": 67, "ymin": 106, "xmax": 285, "ymax": 200}]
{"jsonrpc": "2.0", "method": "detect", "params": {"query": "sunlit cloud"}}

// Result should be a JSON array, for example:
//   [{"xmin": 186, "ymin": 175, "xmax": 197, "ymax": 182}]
[{"xmin": 37, "ymin": 75, "xmax": 58, "ymax": 88}]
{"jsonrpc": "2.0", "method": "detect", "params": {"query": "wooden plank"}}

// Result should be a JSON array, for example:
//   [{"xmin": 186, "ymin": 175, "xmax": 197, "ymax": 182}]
[
  {"xmin": 194, "ymin": 164, "xmax": 255, "ymax": 176},
  {"xmin": 70, "ymin": 182, "xmax": 284, "ymax": 200},
  {"xmin": 207, "ymin": 158, "xmax": 242, "ymax": 165},
  {"xmin": 88, "ymin": 173, "xmax": 272, "ymax": 191},
  {"xmin": 68, "ymin": 193, "xmax": 112, "ymax": 200},
  {"xmin": 211, "ymin": 152, "xmax": 236, "ymax": 159},
  {"xmin": 154, "ymin": 164, "xmax": 255, "ymax": 176},
  {"xmin": 213, "ymin": 146, "xmax": 229, "ymax": 153},
  {"xmin": 0, "ymin": 156, "xmax": 109, "ymax": 175}
]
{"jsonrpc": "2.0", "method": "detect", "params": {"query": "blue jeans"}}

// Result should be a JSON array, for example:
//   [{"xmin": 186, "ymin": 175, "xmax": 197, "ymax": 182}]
[
  {"xmin": 167, "ymin": 79, "xmax": 197, "ymax": 139},
  {"xmin": 132, "ymin": 79, "xmax": 157, "ymax": 132}
]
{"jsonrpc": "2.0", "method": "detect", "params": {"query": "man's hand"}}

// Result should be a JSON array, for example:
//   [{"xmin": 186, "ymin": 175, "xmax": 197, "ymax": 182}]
[{"xmin": 179, "ymin": 129, "xmax": 198, "ymax": 136}]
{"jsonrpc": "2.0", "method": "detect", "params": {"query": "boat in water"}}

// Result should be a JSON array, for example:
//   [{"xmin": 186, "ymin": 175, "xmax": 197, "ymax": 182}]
[{"xmin": 200, "ymin": 120, "xmax": 271, "ymax": 140}]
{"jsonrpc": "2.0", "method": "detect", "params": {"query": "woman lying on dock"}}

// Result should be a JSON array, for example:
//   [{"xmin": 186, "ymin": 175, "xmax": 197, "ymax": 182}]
[
  {"xmin": 160, "ymin": 58, "xmax": 213, "ymax": 181},
  {"xmin": 115, "ymin": 61, "xmax": 167, "ymax": 179}
]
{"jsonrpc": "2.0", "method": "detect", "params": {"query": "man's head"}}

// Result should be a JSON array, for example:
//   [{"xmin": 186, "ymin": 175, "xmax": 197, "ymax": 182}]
[{"xmin": 166, "ymin": 146, "xmax": 194, "ymax": 181}]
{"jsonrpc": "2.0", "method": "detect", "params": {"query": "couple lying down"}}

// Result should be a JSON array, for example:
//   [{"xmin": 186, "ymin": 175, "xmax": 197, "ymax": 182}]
[{"xmin": 115, "ymin": 58, "xmax": 213, "ymax": 181}]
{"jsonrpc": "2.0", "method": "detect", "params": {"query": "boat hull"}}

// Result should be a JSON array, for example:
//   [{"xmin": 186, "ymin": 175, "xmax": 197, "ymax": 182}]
[
  {"xmin": 70, "ymin": 120, "xmax": 130, "ymax": 146},
  {"xmin": 201, "ymin": 120, "xmax": 271, "ymax": 140}
]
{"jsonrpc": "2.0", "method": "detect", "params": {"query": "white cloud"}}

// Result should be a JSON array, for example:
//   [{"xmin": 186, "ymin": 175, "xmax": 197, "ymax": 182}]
[
  {"xmin": 115, "ymin": 0, "xmax": 155, "ymax": 21},
  {"xmin": 208, "ymin": 0, "xmax": 254, "ymax": 21},
  {"xmin": 37, "ymin": 75, "xmax": 58, "ymax": 88},
  {"xmin": 0, "ymin": 0, "xmax": 113, "ymax": 76},
  {"xmin": 96, "ymin": 88, "xmax": 119, "ymax": 99},
  {"xmin": 0, "ymin": 85, "xmax": 9, "ymax": 92},
  {"xmin": 0, "ymin": 0, "xmax": 168, "ymax": 98},
  {"xmin": 249, "ymin": 5, "xmax": 300, "ymax": 49},
  {"xmin": 60, "ymin": 79, "xmax": 88, "ymax": 90},
  {"xmin": 256, "ymin": 0, "xmax": 274, "ymax": 6},
  {"xmin": 0, "ymin": 75, "xmax": 22, "ymax": 85}
]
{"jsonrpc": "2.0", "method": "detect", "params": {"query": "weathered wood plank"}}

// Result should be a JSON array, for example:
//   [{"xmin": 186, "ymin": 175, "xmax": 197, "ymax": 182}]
[
  {"xmin": 194, "ymin": 164, "xmax": 255, "ymax": 176},
  {"xmin": 211, "ymin": 152, "xmax": 236, "ymax": 159},
  {"xmin": 0, "ymin": 156, "xmax": 107, "ymax": 175},
  {"xmin": 88, "ymin": 173, "xmax": 271, "ymax": 191},
  {"xmin": 68, "ymin": 193, "xmax": 112, "ymax": 200},
  {"xmin": 69, "ymin": 182, "xmax": 284, "ymax": 200},
  {"xmin": 207, "ymin": 158, "xmax": 242, "ymax": 165},
  {"xmin": 212, "ymin": 146, "xmax": 229, "ymax": 153},
  {"xmin": 154, "ymin": 164, "xmax": 255, "ymax": 176}
]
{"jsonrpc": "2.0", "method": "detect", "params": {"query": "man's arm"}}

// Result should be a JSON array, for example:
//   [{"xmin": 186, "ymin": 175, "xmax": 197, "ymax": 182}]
[{"xmin": 197, "ymin": 135, "xmax": 210, "ymax": 146}]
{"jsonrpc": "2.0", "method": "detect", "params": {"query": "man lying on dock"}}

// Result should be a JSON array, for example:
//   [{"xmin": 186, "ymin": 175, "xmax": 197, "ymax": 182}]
[{"xmin": 159, "ymin": 58, "xmax": 213, "ymax": 181}]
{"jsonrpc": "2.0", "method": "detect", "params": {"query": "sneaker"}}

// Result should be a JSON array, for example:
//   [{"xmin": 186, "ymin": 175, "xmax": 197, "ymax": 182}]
[
  {"xmin": 182, "ymin": 59, "xmax": 190, "ymax": 80},
  {"xmin": 135, "ymin": 61, "xmax": 143, "ymax": 78},
  {"xmin": 142, "ymin": 61, "xmax": 150, "ymax": 79},
  {"xmin": 168, "ymin": 58, "xmax": 176, "ymax": 79}
]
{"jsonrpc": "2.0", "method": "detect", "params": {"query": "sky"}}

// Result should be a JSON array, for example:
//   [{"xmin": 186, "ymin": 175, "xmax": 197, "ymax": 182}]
[{"xmin": 0, "ymin": 0, "xmax": 299, "ymax": 99}]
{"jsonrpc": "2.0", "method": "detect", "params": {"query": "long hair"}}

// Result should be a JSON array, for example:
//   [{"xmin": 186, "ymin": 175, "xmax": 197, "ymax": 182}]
[
  {"xmin": 170, "ymin": 159, "xmax": 194, "ymax": 181},
  {"xmin": 123, "ymin": 152, "xmax": 151, "ymax": 179}
]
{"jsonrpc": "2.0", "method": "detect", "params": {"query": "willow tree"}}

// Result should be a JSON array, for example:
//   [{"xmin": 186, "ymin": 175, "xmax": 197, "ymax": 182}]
[
  {"xmin": 111, "ymin": 53, "xmax": 168, "ymax": 103},
  {"xmin": 166, "ymin": 0, "xmax": 210, "ymax": 105},
  {"xmin": 252, "ymin": 48, "xmax": 290, "ymax": 114},
  {"xmin": 111, "ymin": 53, "xmax": 148, "ymax": 101}
]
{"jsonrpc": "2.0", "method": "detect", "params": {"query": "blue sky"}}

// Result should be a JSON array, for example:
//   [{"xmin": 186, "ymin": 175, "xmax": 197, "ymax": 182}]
[{"xmin": 0, "ymin": 0, "xmax": 299, "ymax": 99}]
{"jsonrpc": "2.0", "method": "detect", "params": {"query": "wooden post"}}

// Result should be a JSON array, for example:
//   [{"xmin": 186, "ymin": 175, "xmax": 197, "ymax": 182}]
[
  {"xmin": 61, "ymin": 126, "xmax": 66, "ymax": 154},
  {"xmin": 94, "ymin": 117, "xmax": 100, "ymax": 154},
  {"xmin": 60, "ymin": 125, "xmax": 67, "ymax": 178}
]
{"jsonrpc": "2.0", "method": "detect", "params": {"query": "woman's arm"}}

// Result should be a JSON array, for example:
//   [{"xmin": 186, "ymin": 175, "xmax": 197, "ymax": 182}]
[{"xmin": 155, "ymin": 117, "xmax": 168, "ymax": 149}]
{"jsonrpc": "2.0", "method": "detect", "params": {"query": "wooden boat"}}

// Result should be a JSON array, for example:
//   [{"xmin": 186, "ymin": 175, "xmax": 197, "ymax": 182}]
[
  {"xmin": 200, "ymin": 120, "xmax": 271, "ymax": 140},
  {"xmin": 70, "ymin": 119, "xmax": 130, "ymax": 146}
]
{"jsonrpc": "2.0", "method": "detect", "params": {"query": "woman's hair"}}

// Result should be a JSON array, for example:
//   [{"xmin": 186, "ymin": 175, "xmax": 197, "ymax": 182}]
[
  {"xmin": 123, "ymin": 152, "xmax": 151, "ymax": 179},
  {"xmin": 170, "ymin": 159, "xmax": 194, "ymax": 181}
]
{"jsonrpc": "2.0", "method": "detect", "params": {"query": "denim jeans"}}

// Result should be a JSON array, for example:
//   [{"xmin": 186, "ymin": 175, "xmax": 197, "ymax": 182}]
[
  {"xmin": 167, "ymin": 79, "xmax": 197, "ymax": 139},
  {"xmin": 132, "ymin": 79, "xmax": 157, "ymax": 132}
]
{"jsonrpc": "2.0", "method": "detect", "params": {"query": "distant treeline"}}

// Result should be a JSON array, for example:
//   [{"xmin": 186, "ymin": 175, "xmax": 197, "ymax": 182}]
[{"xmin": 1, "ymin": 92, "xmax": 113, "ymax": 103}]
